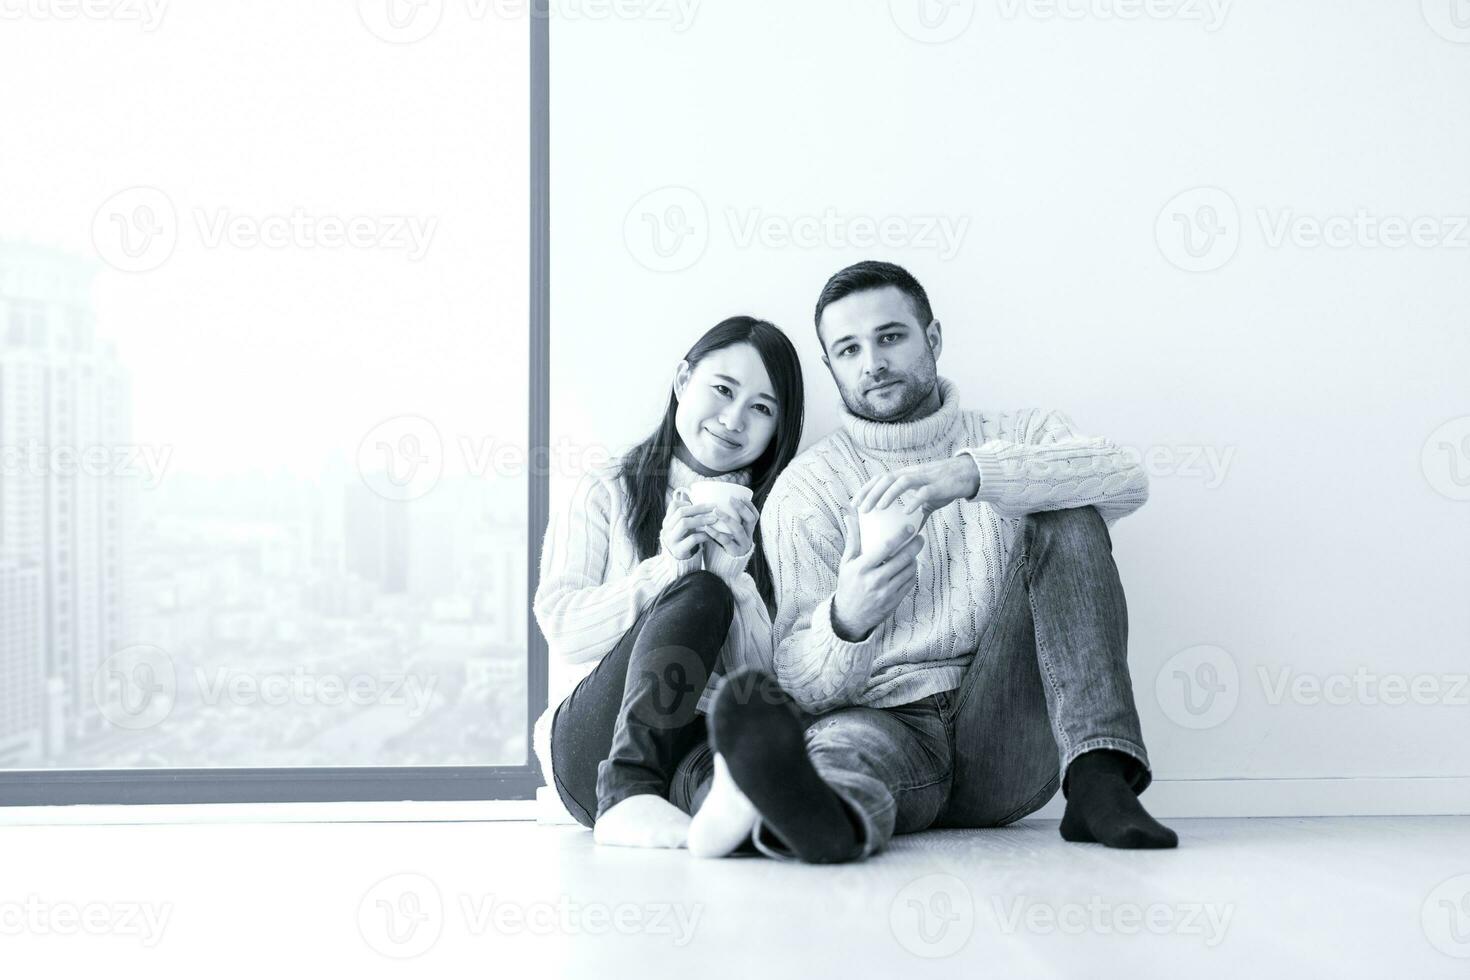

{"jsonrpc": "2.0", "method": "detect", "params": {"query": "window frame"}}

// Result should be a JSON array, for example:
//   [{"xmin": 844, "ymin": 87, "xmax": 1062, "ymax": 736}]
[{"xmin": 0, "ymin": 7, "xmax": 551, "ymax": 807}]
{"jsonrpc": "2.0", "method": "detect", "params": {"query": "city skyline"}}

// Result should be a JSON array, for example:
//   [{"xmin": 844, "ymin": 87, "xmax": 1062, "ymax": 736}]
[{"xmin": 1, "ymin": 239, "xmax": 531, "ymax": 771}]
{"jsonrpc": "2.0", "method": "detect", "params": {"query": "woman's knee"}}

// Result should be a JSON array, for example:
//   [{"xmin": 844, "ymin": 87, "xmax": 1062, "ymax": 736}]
[{"xmin": 664, "ymin": 569, "xmax": 734, "ymax": 624}]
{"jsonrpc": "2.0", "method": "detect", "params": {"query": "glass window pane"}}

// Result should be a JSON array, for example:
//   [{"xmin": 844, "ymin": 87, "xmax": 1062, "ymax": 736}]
[{"xmin": 0, "ymin": 4, "xmax": 530, "ymax": 770}]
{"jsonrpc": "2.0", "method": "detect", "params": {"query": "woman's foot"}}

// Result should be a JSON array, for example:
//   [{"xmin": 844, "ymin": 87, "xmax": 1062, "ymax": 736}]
[
  {"xmin": 687, "ymin": 753, "xmax": 758, "ymax": 858},
  {"xmin": 592, "ymin": 794, "xmax": 691, "ymax": 849}
]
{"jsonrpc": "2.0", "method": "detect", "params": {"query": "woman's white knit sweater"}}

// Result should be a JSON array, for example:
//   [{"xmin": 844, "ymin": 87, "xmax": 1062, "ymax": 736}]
[
  {"xmin": 760, "ymin": 375, "xmax": 1150, "ymax": 715},
  {"xmin": 531, "ymin": 453, "xmax": 773, "ymax": 787}
]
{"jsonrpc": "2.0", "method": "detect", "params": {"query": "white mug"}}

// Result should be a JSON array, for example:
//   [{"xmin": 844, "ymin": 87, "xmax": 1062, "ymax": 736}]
[
  {"xmin": 680, "ymin": 480, "xmax": 754, "ymax": 536},
  {"xmin": 857, "ymin": 497, "xmax": 927, "ymax": 568}
]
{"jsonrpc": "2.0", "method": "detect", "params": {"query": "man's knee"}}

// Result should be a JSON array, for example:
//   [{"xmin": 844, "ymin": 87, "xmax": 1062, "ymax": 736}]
[{"xmin": 1023, "ymin": 505, "xmax": 1109, "ymax": 552}]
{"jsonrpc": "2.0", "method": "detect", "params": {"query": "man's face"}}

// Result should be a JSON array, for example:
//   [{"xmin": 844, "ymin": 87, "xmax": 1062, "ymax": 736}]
[{"xmin": 818, "ymin": 285, "xmax": 940, "ymax": 421}]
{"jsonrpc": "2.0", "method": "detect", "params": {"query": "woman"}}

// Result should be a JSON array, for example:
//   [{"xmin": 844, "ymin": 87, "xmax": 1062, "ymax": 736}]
[{"xmin": 532, "ymin": 316, "xmax": 804, "ymax": 849}]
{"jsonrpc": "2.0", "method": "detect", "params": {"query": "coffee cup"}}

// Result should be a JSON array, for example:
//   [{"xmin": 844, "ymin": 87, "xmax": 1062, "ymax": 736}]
[
  {"xmin": 683, "ymin": 480, "xmax": 755, "ymax": 536},
  {"xmin": 858, "ymin": 497, "xmax": 926, "ymax": 566}
]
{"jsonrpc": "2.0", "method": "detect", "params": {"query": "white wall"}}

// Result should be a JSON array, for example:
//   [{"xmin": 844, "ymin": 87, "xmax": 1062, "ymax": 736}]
[{"xmin": 551, "ymin": 0, "xmax": 1470, "ymax": 813}]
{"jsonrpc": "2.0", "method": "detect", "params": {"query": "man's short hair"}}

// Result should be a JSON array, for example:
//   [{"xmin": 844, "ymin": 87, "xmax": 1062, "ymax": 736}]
[{"xmin": 813, "ymin": 260, "xmax": 934, "ymax": 346}]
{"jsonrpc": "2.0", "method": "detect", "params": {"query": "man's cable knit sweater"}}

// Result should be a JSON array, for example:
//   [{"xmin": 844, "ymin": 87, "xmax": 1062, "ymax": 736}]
[
  {"xmin": 759, "ymin": 375, "xmax": 1149, "ymax": 715},
  {"xmin": 531, "ymin": 453, "xmax": 774, "ymax": 788}
]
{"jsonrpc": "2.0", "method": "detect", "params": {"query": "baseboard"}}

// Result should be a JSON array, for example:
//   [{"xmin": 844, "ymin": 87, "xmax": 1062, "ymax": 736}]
[
  {"xmin": 3, "ymin": 778, "xmax": 1465, "ymax": 826},
  {"xmin": 1024, "ymin": 776, "xmax": 1470, "ymax": 820}
]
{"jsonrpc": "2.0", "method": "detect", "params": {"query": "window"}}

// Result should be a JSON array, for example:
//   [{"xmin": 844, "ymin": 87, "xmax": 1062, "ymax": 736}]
[{"xmin": 0, "ymin": 5, "xmax": 549, "ymax": 802}]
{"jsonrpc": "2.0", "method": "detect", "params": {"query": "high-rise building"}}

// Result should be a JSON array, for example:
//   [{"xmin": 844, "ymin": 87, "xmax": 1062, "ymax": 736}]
[
  {"xmin": 0, "ymin": 560, "xmax": 43, "ymax": 766},
  {"xmin": 0, "ymin": 241, "xmax": 132, "ymax": 760}
]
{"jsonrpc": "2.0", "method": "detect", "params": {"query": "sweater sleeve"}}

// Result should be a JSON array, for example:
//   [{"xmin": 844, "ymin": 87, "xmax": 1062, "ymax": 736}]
[
  {"xmin": 533, "ymin": 469, "xmax": 702, "ymax": 666},
  {"xmin": 953, "ymin": 408, "xmax": 1150, "ymax": 525},
  {"xmin": 760, "ymin": 476, "xmax": 882, "ymax": 714},
  {"xmin": 722, "ymin": 572, "xmax": 773, "ymax": 675}
]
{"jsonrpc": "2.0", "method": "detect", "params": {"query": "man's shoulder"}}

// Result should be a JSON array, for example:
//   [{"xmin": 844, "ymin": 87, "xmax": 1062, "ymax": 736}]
[
  {"xmin": 961, "ymin": 406, "xmax": 1061, "ymax": 444},
  {"xmin": 765, "ymin": 431, "xmax": 858, "ymax": 521}
]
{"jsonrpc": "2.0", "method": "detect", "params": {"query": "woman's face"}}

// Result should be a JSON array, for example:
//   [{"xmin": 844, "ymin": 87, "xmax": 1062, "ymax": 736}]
[{"xmin": 672, "ymin": 342, "xmax": 781, "ymax": 473}]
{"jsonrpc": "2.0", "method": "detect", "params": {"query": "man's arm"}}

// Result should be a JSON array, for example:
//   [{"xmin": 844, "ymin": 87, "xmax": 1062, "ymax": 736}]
[
  {"xmin": 760, "ymin": 476, "xmax": 883, "ymax": 715},
  {"xmin": 953, "ymin": 408, "xmax": 1149, "ymax": 524}
]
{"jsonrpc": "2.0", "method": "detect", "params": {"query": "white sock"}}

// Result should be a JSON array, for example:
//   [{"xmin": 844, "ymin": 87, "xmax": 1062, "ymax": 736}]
[
  {"xmin": 687, "ymin": 753, "xmax": 759, "ymax": 859},
  {"xmin": 592, "ymin": 794, "xmax": 691, "ymax": 849}
]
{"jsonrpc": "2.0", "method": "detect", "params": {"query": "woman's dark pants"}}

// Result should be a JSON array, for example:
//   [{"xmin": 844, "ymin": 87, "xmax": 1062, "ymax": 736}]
[{"xmin": 549, "ymin": 569, "xmax": 733, "ymax": 827}]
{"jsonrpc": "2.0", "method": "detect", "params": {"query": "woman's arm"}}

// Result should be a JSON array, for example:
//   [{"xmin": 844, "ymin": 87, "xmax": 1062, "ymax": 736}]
[{"xmin": 533, "ymin": 469, "xmax": 701, "ymax": 665}]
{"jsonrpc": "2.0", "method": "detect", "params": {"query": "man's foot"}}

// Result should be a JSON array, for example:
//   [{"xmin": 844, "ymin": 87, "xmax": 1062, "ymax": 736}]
[
  {"xmin": 592, "ymin": 794, "xmax": 691, "ymax": 849},
  {"xmin": 709, "ymin": 669, "xmax": 860, "ymax": 864},
  {"xmin": 687, "ymin": 752, "xmax": 759, "ymax": 858},
  {"xmin": 1060, "ymin": 749, "xmax": 1178, "ymax": 849}
]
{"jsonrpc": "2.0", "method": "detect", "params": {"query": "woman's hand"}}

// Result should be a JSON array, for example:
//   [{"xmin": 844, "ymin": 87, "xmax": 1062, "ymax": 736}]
[
  {"xmin": 704, "ymin": 498, "xmax": 758, "ymax": 558},
  {"xmin": 661, "ymin": 491, "xmax": 720, "ymax": 561}
]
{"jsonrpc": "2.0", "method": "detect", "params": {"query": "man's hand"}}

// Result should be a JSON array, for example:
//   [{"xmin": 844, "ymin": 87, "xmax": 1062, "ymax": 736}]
[
  {"xmin": 853, "ymin": 456, "xmax": 981, "ymax": 522},
  {"xmin": 830, "ymin": 497, "xmax": 926, "ymax": 643}
]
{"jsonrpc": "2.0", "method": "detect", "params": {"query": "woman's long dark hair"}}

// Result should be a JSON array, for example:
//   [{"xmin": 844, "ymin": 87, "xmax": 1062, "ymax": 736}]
[{"xmin": 618, "ymin": 316, "xmax": 804, "ymax": 614}]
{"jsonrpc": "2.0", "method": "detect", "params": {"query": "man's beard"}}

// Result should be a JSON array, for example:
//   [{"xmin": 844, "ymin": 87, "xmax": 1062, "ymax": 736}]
[{"xmin": 843, "ymin": 362, "xmax": 938, "ymax": 422}]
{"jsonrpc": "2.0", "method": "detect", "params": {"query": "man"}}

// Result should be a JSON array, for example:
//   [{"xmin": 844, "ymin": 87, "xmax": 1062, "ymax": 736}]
[{"xmin": 686, "ymin": 260, "xmax": 1175, "ymax": 864}]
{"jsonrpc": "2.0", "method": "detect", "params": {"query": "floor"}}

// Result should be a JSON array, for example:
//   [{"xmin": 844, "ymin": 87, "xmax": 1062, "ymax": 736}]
[{"xmin": 5, "ymin": 814, "xmax": 1469, "ymax": 978}]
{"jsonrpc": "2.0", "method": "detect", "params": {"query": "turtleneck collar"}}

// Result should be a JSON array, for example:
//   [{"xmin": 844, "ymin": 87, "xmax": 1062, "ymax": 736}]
[
  {"xmin": 840, "ymin": 375, "xmax": 963, "ymax": 453},
  {"xmin": 667, "ymin": 452, "xmax": 753, "ymax": 492}
]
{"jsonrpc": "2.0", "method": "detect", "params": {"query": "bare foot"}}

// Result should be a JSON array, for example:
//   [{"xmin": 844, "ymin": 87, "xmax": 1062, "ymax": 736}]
[
  {"xmin": 592, "ymin": 794, "xmax": 691, "ymax": 849},
  {"xmin": 687, "ymin": 753, "xmax": 758, "ymax": 858}
]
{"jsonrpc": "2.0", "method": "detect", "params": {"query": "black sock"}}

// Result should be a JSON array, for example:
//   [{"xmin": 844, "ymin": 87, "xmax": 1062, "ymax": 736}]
[
  {"xmin": 708, "ymin": 669, "xmax": 861, "ymax": 864},
  {"xmin": 1060, "ymin": 749, "xmax": 1178, "ymax": 849}
]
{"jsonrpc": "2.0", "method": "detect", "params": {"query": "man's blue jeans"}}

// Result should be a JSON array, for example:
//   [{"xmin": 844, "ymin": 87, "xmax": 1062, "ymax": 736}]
[{"xmin": 749, "ymin": 505, "xmax": 1154, "ymax": 862}]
